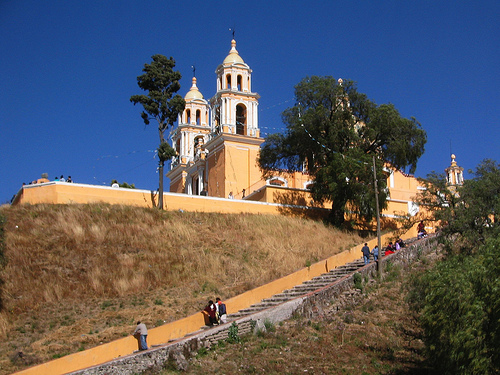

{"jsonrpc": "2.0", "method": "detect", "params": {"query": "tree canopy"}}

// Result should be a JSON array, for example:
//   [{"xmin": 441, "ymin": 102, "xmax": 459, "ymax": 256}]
[
  {"xmin": 130, "ymin": 55, "xmax": 185, "ymax": 209},
  {"xmin": 410, "ymin": 159, "xmax": 500, "ymax": 374},
  {"xmin": 258, "ymin": 76, "xmax": 427, "ymax": 226}
]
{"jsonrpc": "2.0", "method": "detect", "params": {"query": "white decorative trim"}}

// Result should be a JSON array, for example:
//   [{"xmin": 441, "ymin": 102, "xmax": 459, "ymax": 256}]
[{"xmin": 267, "ymin": 176, "xmax": 288, "ymax": 187}]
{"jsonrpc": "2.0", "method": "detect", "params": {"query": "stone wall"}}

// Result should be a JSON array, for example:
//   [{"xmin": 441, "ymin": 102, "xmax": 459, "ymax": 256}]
[{"xmin": 71, "ymin": 236, "xmax": 438, "ymax": 374}]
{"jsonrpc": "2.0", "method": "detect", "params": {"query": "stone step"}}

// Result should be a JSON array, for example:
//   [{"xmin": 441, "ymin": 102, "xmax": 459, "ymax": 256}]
[{"xmin": 225, "ymin": 238, "xmax": 422, "ymax": 322}]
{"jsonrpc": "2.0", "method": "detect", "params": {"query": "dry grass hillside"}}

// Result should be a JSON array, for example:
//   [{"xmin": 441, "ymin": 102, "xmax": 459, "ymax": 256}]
[{"xmin": 0, "ymin": 203, "xmax": 365, "ymax": 374}]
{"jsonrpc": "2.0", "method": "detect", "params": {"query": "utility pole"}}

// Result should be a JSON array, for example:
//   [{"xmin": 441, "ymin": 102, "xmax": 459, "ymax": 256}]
[{"xmin": 372, "ymin": 155, "xmax": 382, "ymax": 276}]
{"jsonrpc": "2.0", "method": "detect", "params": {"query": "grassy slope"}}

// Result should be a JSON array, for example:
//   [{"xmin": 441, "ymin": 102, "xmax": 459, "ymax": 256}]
[{"xmin": 0, "ymin": 203, "xmax": 364, "ymax": 375}]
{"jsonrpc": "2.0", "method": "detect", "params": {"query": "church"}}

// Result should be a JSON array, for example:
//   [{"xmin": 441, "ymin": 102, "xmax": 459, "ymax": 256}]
[
  {"xmin": 13, "ymin": 38, "xmax": 464, "ymax": 227},
  {"xmin": 168, "ymin": 39, "xmax": 318, "ymax": 201},
  {"xmin": 166, "ymin": 38, "xmax": 449, "ymax": 223}
]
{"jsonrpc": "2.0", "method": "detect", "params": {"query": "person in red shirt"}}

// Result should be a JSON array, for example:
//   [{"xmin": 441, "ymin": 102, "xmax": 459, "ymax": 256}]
[
  {"xmin": 204, "ymin": 300, "xmax": 218, "ymax": 326},
  {"xmin": 385, "ymin": 242, "xmax": 395, "ymax": 256}
]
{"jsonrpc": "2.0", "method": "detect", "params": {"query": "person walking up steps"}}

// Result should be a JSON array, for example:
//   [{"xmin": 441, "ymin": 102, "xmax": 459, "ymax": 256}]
[{"xmin": 361, "ymin": 243, "xmax": 371, "ymax": 265}]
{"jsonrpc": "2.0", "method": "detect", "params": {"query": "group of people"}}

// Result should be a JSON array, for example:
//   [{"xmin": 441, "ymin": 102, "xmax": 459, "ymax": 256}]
[
  {"xmin": 228, "ymin": 190, "xmax": 246, "ymax": 199},
  {"xmin": 54, "ymin": 175, "xmax": 72, "ymax": 182},
  {"xmin": 203, "ymin": 297, "xmax": 227, "ymax": 326},
  {"xmin": 361, "ymin": 243, "xmax": 377, "ymax": 264},
  {"xmin": 383, "ymin": 238, "xmax": 405, "ymax": 255},
  {"xmin": 131, "ymin": 297, "xmax": 228, "ymax": 352},
  {"xmin": 361, "ymin": 238, "xmax": 406, "ymax": 264},
  {"xmin": 22, "ymin": 174, "xmax": 73, "ymax": 186}
]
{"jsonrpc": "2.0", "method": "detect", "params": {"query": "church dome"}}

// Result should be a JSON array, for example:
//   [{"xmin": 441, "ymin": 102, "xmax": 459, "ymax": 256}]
[
  {"xmin": 184, "ymin": 77, "xmax": 204, "ymax": 100},
  {"xmin": 223, "ymin": 39, "xmax": 244, "ymax": 65}
]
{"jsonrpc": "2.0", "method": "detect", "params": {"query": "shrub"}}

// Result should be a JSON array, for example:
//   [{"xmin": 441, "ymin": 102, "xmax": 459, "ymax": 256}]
[
  {"xmin": 353, "ymin": 272, "xmax": 363, "ymax": 290},
  {"xmin": 409, "ymin": 235, "xmax": 500, "ymax": 374},
  {"xmin": 227, "ymin": 322, "xmax": 240, "ymax": 344}
]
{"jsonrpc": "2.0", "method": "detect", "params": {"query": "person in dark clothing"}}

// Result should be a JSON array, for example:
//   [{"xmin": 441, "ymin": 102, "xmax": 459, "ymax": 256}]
[
  {"xmin": 204, "ymin": 300, "xmax": 218, "ymax": 326},
  {"xmin": 361, "ymin": 243, "xmax": 371, "ymax": 265},
  {"xmin": 216, "ymin": 297, "xmax": 227, "ymax": 324}
]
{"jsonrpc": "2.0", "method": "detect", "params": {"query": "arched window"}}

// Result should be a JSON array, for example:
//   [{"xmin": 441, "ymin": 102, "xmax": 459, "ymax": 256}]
[
  {"xmin": 236, "ymin": 104, "xmax": 246, "ymax": 135},
  {"xmin": 237, "ymin": 75, "xmax": 242, "ymax": 91},
  {"xmin": 304, "ymin": 181, "xmax": 314, "ymax": 190},
  {"xmin": 226, "ymin": 74, "xmax": 231, "ymax": 89},
  {"xmin": 186, "ymin": 109, "xmax": 191, "ymax": 124},
  {"xmin": 196, "ymin": 110, "xmax": 201, "ymax": 125},
  {"xmin": 267, "ymin": 176, "xmax": 288, "ymax": 187}
]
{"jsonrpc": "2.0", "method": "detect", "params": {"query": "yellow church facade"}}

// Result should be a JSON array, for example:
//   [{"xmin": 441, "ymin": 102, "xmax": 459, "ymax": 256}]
[
  {"xmin": 12, "ymin": 38, "xmax": 466, "ymax": 231},
  {"xmin": 165, "ymin": 39, "xmax": 430, "ymax": 223}
]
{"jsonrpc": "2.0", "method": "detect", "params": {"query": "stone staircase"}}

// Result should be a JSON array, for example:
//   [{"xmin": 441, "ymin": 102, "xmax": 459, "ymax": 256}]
[
  {"xmin": 226, "ymin": 239, "xmax": 418, "ymax": 320},
  {"xmin": 227, "ymin": 257, "xmax": 369, "ymax": 319}
]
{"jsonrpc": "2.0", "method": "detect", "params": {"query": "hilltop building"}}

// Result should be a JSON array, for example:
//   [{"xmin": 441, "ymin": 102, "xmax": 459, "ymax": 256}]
[
  {"xmin": 12, "ymin": 38, "xmax": 465, "ymax": 230},
  {"xmin": 167, "ymin": 39, "xmax": 309, "ymax": 201},
  {"xmin": 165, "ymin": 39, "xmax": 429, "ymax": 221}
]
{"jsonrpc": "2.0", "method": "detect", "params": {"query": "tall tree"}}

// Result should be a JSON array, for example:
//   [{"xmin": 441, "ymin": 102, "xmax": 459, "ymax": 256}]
[
  {"xmin": 130, "ymin": 55, "xmax": 185, "ymax": 209},
  {"xmin": 258, "ymin": 76, "xmax": 426, "ymax": 226}
]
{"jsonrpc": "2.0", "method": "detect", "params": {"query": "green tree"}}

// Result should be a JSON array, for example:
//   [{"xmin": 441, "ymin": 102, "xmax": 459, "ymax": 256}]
[
  {"xmin": 258, "ymin": 76, "xmax": 426, "ymax": 226},
  {"xmin": 130, "ymin": 55, "xmax": 185, "ymax": 209},
  {"xmin": 409, "ymin": 159, "xmax": 500, "ymax": 373},
  {"xmin": 408, "ymin": 235, "xmax": 500, "ymax": 374},
  {"xmin": 417, "ymin": 159, "xmax": 500, "ymax": 254}
]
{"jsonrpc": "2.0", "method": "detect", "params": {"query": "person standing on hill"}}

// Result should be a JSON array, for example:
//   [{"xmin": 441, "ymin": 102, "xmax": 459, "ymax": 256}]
[
  {"xmin": 132, "ymin": 321, "xmax": 148, "ymax": 351},
  {"xmin": 361, "ymin": 243, "xmax": 371, "ymax": 265}
]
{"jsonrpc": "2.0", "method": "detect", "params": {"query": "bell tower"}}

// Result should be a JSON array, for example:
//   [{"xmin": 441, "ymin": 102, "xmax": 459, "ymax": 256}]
[
  {"xmin": 167, "ymin": 76, "xmax": 211, "ymax": 195},
  {"xmin": 210, "ymin": 39, "xmax": 260, "ymax": 137},
  {"xmin": 204, "ymin": 39, "xmax": 264, "ymax": 198},
  {"xmin": 445, "ymin": 154, "xmax": 464, "ymax": 187}
]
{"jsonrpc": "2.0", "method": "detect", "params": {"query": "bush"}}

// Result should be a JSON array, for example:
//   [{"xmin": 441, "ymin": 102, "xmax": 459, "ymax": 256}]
[
  {"xmin": 409, "ymin": 235, "xmax": 500, "ymax": 374},
  {"xmin": 227, "ymin": 322, "xmax": 240, "ymax": 344},
  {"xmin": 353, "ymin": 273, "xmax": 363, "ymax": 290}
]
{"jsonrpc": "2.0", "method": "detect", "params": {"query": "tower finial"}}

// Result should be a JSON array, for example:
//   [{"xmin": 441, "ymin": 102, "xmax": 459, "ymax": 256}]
[
  {"xmin": 191, "ymin": 65, "xmax": 196, "ymax": 78},
  {"xmin": 229, "ymin": 27, "xmax": 235, "ymax": 39}
]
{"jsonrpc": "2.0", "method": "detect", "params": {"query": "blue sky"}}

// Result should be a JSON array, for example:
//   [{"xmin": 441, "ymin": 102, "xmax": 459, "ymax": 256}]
[{"xmin": 1, "ymin": 0, "xmax": 499, "ymax": 203}]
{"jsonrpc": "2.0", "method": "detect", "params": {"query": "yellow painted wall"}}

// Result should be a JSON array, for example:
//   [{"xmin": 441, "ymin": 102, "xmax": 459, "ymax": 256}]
[
  {"xmin": 10, "ymin": 177, "xmax": 420, "ymax": 223},
  {"xmin": 169, "ymin": 177, "xmax": 184, "ymax": 194},
  {"xmin": 206, "ymin": 146, "xmax": 226, "ymax": 198},
  {"xmin": 13, "ymin": 182, "xmax": 325, "ymax": 217}
]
